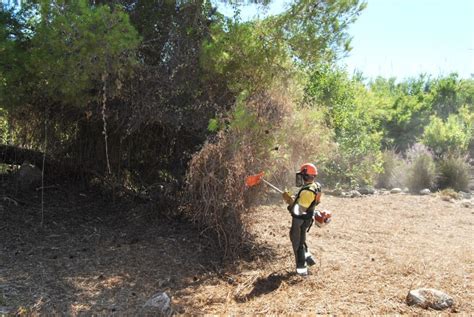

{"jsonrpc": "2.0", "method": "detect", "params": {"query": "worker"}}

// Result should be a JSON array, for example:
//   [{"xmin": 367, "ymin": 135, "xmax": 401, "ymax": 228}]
[{"xmin": 288, "ymin": 163, "xmax": 322, "ymax": 276}]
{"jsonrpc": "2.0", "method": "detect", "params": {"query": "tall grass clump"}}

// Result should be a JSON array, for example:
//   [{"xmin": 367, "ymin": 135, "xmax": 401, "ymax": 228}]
[
  {"xmin": 437, "ymin": 154, "xmax": 470, "ymax": 191},
  {"xmin": 376, "ymin": 149, "xmax": 406, "ymax": 189},
  {"xmin": 405, "ymin": 143, "xmax": 436, "ymax": 193}
]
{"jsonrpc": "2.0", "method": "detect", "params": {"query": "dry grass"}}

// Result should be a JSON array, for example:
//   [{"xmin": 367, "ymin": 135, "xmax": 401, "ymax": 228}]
[
  {"xmin": 2, "ymin": 182, "xmax": 472, "ymax": 315},
  {"xmin": 175, "ymin": 193, "xmax": 474, "ymax": 314}
]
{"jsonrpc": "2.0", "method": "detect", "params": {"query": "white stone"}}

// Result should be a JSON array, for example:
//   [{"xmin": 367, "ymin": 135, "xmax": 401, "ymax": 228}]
[
  {"xmin": 0, "ymin": 307, "xmax": 13, "ymax": 315},
  {"xmin": 144, "ymin": 292, "xmax": 173, "ymax": 316},
  {"xmin": 458, "ymin": 191, "xmax": 471, "ymax": 199},
  {"xmin": 390, "ymin": 188, "xmax": 402, "ymax": 194},
  {"xmin": 419, "ymin": 188, "xmax": 431, "ymax": 195},
  {"xmin": 406, "ymin": 288, "xmax": 454, "ymax": 310},
  {"xmin": 461, "ymin": 200, "xmax": 472, "ymax": 208},
  {"xmin": 350, "ymin": 190, "xmax": 362, "ymax": 198},
  {"xmin": 358, "ymin": 186, "xmax": 375, "ymax": 195}
]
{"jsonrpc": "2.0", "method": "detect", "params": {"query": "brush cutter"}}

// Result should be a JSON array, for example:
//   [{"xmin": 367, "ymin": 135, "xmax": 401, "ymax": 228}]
[
  {"xmin": 245, "ymin": 171, "xmax": 332, "ymax": 227},
  {"xmin": 245, "ymin": 172, "xmax": 294, "ymax": 205}
]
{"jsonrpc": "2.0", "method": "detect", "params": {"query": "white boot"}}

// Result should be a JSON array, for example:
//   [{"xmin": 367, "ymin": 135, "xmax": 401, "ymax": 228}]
[{"xmin": 296, "ymin": 267, "xmax": 308, "ymax": 276}]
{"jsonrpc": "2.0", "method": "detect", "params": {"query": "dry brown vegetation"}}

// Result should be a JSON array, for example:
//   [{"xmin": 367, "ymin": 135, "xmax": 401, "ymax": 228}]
[{"xmin": 1, "ymin": 180, "xmax": 473, "ymax": 315}]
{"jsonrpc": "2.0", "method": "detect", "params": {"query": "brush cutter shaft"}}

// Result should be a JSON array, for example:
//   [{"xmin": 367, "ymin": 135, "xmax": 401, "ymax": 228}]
[
  {"xmin": 261, "ymin": 179, "xmax": 284, "ymax": 193},
  {"xmin": 260, "ymin": 179, "xmax": 295, "ymax": 204}
]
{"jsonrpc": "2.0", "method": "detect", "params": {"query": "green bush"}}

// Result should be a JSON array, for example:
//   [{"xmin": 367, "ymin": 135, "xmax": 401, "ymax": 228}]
[
  {"xmin": 320, "ymin": 142, "xmax": 383, "ymax": 188},
  {"xmin": 406, "ymin": 143, "xmax": 436, "ymax": 193},
  {"xmin": 437, "ymin": 155, "xmax": 470, "ymax": 191},
  {"xmin": 421, "ymin": 106, "xmax": 473, "ymax": 156},
  {"xmin": 304, "ymin": 64, "xmax": 383, "ymax": 188}
]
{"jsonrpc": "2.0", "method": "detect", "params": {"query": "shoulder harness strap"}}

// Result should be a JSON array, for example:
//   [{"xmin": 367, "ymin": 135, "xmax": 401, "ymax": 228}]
[{"xmin": 290, "ymin": 184, "xmax": 321, "ymax": 220}]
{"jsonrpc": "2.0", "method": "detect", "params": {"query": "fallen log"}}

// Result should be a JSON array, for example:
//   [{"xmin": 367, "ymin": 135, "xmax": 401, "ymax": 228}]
[
  {"xmin": 0, "ymin": 144, "xmax": 50, "ymax": 168},
  {"xmin": 0, "ymin": 144, "xmax": 87, "ymax": 178},
  {"xmin": 0, "ymin": 144, "xmax": 150, "ymax": 201}
]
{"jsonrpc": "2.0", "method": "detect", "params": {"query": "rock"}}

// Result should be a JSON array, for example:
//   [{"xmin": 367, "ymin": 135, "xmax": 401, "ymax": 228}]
[
  {"xmin": 16, "ymin": 162, "xmax": 42, "ymax": 190},
  {"xmin": 458, "ymin": 191, "xmax": 471, "ymax": 199},
  {"xmin": 403, "ymin": 187, "xmax": 410, "ymax": 193},
  {"xmin": 350, "ymin": 190, "xmax": 362, "ymax": 198},
  {"xmin": 340, "ymin": 191, "xmax": 350, "ymax": 198},
  {"xmin": 390, "ymin": 188, "xmax": 402, "ymax": 194},
  {"xmin": 144, "ymin": 292, "xmax": 173, "ymax": 316},
  {"xmin": 330, "ymin": 189, "xmax": 343, "ymax": 197},
  {"xmin": 359, "ymin": 186, "xmax": 375, "ymax": 195},
  {"xmin": 419, "ymin": 188, "xmax": 431, "ymax": 195},
  {"xmin": 0, "ymin": 307, "xmax": 14, "ymax": 315},
  {"xmin": 406, "ymin": 288, "xmax": 454, "ymax": 310},
  {"xmin": 461, "ymin": 200, "xmax": 472, "ymax": 208}
]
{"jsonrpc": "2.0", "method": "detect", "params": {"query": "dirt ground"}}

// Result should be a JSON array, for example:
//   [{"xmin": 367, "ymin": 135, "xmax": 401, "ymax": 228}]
[{"xmin": 1, "ymin": 178, "xmax": 473, "ymax": 315}]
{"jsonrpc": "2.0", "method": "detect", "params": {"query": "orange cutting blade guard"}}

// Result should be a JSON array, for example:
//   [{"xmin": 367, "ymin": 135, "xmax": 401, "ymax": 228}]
[{"xmin": 245, "ymin": 171, "xmax": 265, "ymax": 187}]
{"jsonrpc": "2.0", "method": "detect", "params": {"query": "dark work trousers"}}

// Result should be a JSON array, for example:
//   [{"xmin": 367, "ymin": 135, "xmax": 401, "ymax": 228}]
[{"xmin": 290, "ymin": 217, "xmax": 312, "ymax": 269}]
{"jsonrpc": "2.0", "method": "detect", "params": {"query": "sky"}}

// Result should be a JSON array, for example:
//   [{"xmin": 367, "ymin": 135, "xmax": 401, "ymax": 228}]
[{"xmin": 216, "ymin": 0, "xmax": 474, "ymax": 80}]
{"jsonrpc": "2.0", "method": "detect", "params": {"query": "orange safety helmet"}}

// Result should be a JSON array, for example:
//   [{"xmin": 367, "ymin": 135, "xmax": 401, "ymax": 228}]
[{"xmin": 299, "ymin": 163, "xmax": 318, "ymax": 176}]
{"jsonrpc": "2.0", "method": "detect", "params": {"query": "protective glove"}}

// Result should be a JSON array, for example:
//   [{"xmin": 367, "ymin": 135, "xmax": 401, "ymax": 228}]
[{"xmin": 282, "ymin": 191, "xmax": 294, "ymax": 205}]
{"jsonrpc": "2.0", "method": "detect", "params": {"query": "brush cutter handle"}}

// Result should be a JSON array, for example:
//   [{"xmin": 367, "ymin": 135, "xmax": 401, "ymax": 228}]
[{"xmin": 282, "ymin": 192, "xmax": 294, "ymax": 205}]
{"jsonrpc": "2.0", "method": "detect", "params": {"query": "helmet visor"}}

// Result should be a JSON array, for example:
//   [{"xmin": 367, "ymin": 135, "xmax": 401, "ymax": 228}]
[{"xmin": 295, "ymin": 173, "xmax": 304, "ymax": 187}]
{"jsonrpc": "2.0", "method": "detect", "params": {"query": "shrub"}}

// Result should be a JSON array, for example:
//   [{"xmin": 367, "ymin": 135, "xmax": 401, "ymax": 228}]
[
  {"xmin": 376, "ymin": 149, "xmax": 406, "ymax": 189},
  {"xmin": 421, "ymin": 107, "xmax": 473, "ymax": 156},
  {"xmin": 320, "ymin": 144, "xmax": 383, "ymax": 188},
  {"xmin": 439, "ymin": 188, "xmax": 461, "ymax": 201},
  {"xmin": 184, "ymin": 89, "xmax": 292, "ymax": 260},
  {"xmin": 405, "ymin": 143, "xmax": 436, "ymax": 193},
  {"xmin": 272, "ymin": 107, "xmax": 335, "ymax": 188},
  {"xmin": 437, "ymin": 155, "xmax": 470, "ymax": 191}
]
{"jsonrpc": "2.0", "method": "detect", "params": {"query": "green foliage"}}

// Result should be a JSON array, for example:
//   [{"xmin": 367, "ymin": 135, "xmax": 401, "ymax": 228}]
[
  {"xmin": 230, "ymin": 91, "xmax": 257, "ymax": 132},
  {"xmin": 201, "ymin": 18, "xmax": 294, "ymax": 93},
  {"xmin": 437, "ymin": 155, "xmax": 470, "ymax": 191},
  {"xmin": 430, "ymin": 73, "xmax": 473, "ymax": 119},
  {"xmin": 304, "ymin": 64, "xmax": 383, "ymax": 187},
  {"xmin": 1, "ymin": 0, "xmax": 140, "ymax": 111},
  {"xmin": 421, "ymin": 106, "xmax": 473, "ymax": 156},
  {"xmin": 201, "ymin": 0, "xmax": 366, "ymax": 94},
  {"xmin": 405, "ymin": 143, "xmax": 436, "ymax": 192},
  {"xmin": 277, "ymin": 0, "xmax": 367, "ymax": 66},
  {"xmin": 30, "ymin": 0, "xmax": 140, "ymax": 107},
  {"xmin": 305, "ymin": 63, "xmax": 355, "ymax": 131},
  {"xmin": 0, "ymin": 107, "xmax": 8, "ymax": 143},
  {"xmin": 366, "ymin": 74, "xmax": 474, "ymax": 152},
  {"xmin": 380, "ymin": 76, "xmax": 432, "ymax": 151},
  {"xmin": 207, "ymin": 118, "xmax": 219, "ymax": 132}
]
